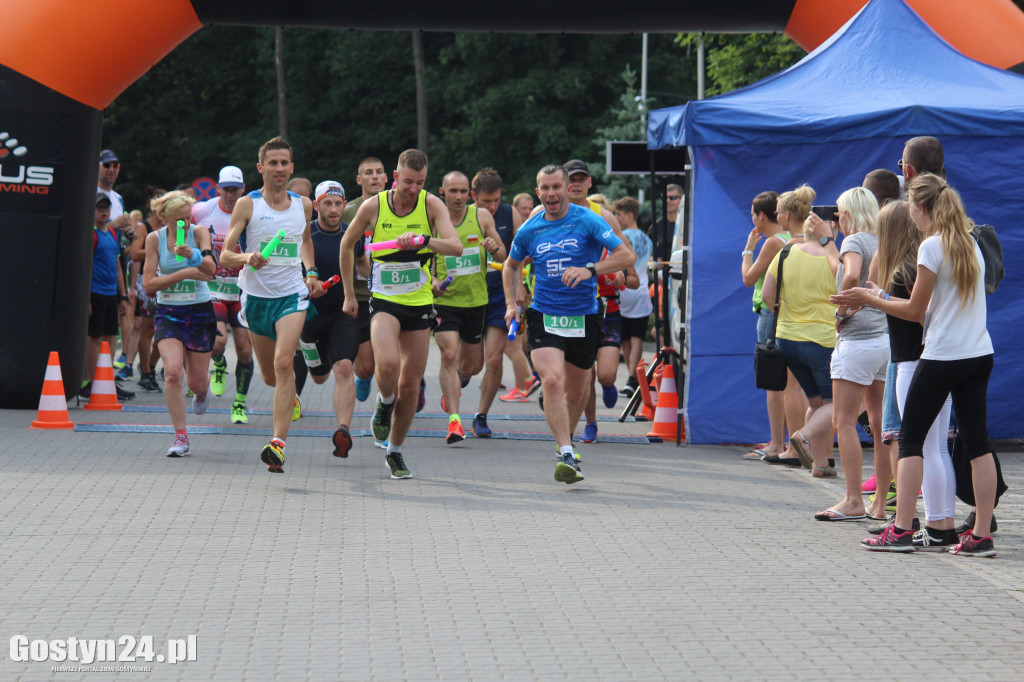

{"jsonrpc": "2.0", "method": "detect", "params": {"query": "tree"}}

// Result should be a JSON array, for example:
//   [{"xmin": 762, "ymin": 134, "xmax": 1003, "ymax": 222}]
[{"xmin": 674, "ymin": 33, "xmax": 805, "ymax": 97}]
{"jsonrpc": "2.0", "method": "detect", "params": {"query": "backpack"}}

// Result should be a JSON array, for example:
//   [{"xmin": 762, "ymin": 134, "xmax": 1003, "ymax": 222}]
[{"xmin": 971, "ymin": 224, "xmax": 1004, "ymax": 294}]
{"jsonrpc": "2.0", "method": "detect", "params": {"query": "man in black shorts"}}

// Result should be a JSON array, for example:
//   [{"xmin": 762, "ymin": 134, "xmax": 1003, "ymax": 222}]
[{"xmin": 299, "ymin": 181, "xmax": 370, "ymax": 458}]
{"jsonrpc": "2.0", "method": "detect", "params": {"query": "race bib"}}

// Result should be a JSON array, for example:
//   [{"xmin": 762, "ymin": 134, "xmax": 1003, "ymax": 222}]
[
  {"xmin": 208, "ymin": 276, "xmax": 240, "ymax": 301},
  {"xmin": 543, "ymin": 313, "xmax": 585, "ymax": 338},
  {"xmin": 299, "ymin": 338, "xmax": 322, "ymax": 368},
  {"xmin": 378, "ymin": 261, "xmax": 422, "ymax": 294},
  {"xmin": 163, "ymin": 279, "xmax": 197, "ymax": 302},
  {"xmin": 259, "ymin": 235, "xmax": 301, "ymax": 266},
  {"xmin": 444, "ymin": 247, "xmax": 482, "ymax": 277}
]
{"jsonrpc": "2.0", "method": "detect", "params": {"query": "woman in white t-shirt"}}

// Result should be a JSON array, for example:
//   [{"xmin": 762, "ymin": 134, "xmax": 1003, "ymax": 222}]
[{"xmin": 831, "ymin": 173, "xmax": 996, "ymax": 557}]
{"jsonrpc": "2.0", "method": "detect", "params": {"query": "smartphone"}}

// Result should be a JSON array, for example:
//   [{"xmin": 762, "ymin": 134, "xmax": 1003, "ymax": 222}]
[{"xmin": 811, "ymin": 205, "xmax": 839, "ymax": 223}]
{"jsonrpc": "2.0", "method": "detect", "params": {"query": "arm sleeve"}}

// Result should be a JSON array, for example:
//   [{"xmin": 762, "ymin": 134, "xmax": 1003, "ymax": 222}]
[{"xmin": 917, "ymin": 236, "xmax": 941, "ymax": 273}]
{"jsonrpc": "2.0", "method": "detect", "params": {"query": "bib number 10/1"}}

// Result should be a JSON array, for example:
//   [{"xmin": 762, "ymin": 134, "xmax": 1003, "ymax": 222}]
[{"xmin": 543, "ymin": 313, "xmax": 585, "ymax": 338}]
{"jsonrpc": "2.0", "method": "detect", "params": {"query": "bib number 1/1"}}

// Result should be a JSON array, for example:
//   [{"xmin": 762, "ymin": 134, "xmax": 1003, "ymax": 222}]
[{"xmin": 543, "ymin": 314, "xmax": 585, "ymax": 338}]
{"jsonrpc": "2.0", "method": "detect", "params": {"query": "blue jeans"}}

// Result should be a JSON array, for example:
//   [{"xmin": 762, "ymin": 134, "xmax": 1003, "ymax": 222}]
[
  {"xmin": 755, "ymin": 307, "xmax": 775, "ymax": 344},
  {"xmin": 881, "ymin": 360, "xmax": 901, "ymax": 443},
  {"xmin": 776, "ymin": 337, "xmax": 834, "ymax": 401}
]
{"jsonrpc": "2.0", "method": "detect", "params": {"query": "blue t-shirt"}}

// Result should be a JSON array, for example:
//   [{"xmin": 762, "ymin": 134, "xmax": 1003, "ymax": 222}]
[
  {"xmin": 509, "ymin": 203, "xmax": 622, "ymax": 316},
  {"xmin": 91, "ymin": 227, "xmax": 120, "ymax": 295}
]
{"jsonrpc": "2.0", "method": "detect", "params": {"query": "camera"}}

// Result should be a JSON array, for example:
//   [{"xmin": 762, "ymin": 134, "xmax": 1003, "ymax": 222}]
[{"xmin": 810, "ymin": 205, "xmax": 839, "ymax": 223}]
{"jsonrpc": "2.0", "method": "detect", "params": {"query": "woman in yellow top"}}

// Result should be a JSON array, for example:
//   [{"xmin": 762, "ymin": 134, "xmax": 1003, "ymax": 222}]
[{"xmin": 761, "ymin": 185, "xmax": 837, "ymax": 476}]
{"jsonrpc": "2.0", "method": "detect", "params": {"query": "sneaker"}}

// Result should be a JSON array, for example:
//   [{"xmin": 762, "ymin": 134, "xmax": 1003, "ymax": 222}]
[
  {"xmin": 113, "ymin": 353, "xmax": 127, "ymax": 369},
  {"xmin": 231, "ymin": 401, "xmax": 248, "ymax": 424},
  {"xmin": 868, "ymin": 481, "xmax": 897, "ymax": 507},
  {"xmin": 868, "ymin": 516, "xmax": 919, "ymax": 535},
  {"xmin": 861, "ymin": 525, "xmax": 915, "ymax": 552},
  {"xmin": 861, "ymin": 473, "xmax": 877, "ymax": 495},
  {"xmin": 192, "ymin": 390, "xmax": 210, "ymax": 416},
  {"xmin": 332, "ymin": 425, "xmax": 352, "ymax": 458},
  {"xmin": 372, "ymin": 396, "xmax": 395, "ymax": 442},
  {"xmin": 618, "ymin": 384, "xmax": 635, "ymax": 397},
  {"xmin": 185, "ymin": 388, "xmax": 194, "ymax": 398},
  {"xmin": 260, "ymin": 441, "xmax": 285, "ymax": 473},
  {"xmin": 602, "ymin": 384, "xmax": 619, "ymax": 409},
  {"xmin": 115, "ymin": 384, "xmax": 136, "ymax": 401},
  {"xmin": 291, "ymin": 395, "xmax": 302, "ymax": 421},
  {"xmin": 580, "ymin": 422, "xmax": 598, "ymax": 443},
  {"xmin": 912, "ymin": 527, "xmax": 961, "ymax": 552},
  {"xmin": 210, "ymin": 361, "xmax": 227, "ymax": 396},
  {"xmin": 385, "ymin": 452, "xmax": 412, "ymax": 479},
  {"xmin": 446, "ymin": 419, "xmax": 465, "ymax": 445},
  {"xmin": 166, "ymin": 434, "xmax": 190, "ymax": 457},
  {"xmin": 949, "ymin": 533, "xmax": 996, "ymax": 558},
  {"xmin": 954, "ymin": 511, "xmax": 998, "ymax": 535},
  {"xmin": 498, "ymin": 387, "xmax": 529, "ymax": 403},
  {"xmin": 355, "ymin": 377, "xmax": 371, "ymax": 403},
  {"xmin": 116, "ymin": 364, "xmax": 134, "ymax": 381},
  {"xmin": 417, "ymin": 379, "xmax": 426, "ymax": 413},
  {"xmin": 472, "ymin": 414, "xmax": 492, "ymax": 438},
  {"xmin": 137, "ymin": 373, "xmax": 162, "ymax": 393},
  {"xmin": 554, "ymin": 451, "xmax": 585, "ymax": 484},
  {"xmin": 525, "ymin": 373, "xmax": 541, "ymax": 396},
  {"xmin": 78, "ymin": 382, "xmax": 92, "ymax": 399}
]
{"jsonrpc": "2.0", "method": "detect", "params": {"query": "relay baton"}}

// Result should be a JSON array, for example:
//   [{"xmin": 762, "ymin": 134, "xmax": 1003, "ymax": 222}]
[
  {"xmin": 176, "ymin": 220, "xmax": 185, "ymax": 261},
  {"xmin": 365, "ymin": 234, "xmax": 425, "ymax": 252},
  {"xmin": 250, "ymin": 229, "xmax": 287, "ymax": 271},
  {"xmin": 319, "ymin": 274, "xmax": 341, "ymax": 291},
  {"xmin": 438, "ymin": 274, "xmax": 454, "ymax": 291},
  {"xmin": 507, "ymin": 306, "xmax": 522, "ymax": 340},
  {"xmin": 487, "ymin": 261, "xmax": 503, "ymax": 271}
]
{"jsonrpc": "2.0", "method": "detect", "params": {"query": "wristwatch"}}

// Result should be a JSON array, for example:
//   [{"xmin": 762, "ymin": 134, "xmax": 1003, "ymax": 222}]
[
  {"xmin": 585, "ymin": 263, "xmax": 598, "ymax": 278},
  {"xmin": 819, "ymin": 236, "xmax": 834, "ymax": 247}
]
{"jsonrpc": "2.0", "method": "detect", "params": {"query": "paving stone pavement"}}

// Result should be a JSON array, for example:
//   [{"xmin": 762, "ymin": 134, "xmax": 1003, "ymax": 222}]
[{"xmin": 2, "ymin": 342, "xmax": 1022, "ymax": 680}]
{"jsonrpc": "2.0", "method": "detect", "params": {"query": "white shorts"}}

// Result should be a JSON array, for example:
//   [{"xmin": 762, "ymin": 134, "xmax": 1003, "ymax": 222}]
[{"xmin": 830, "ymin": 334, "xmax": 888, "ymax": 385}]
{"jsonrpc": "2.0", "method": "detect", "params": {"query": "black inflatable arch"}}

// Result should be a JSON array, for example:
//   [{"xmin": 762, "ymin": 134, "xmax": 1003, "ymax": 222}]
[{"xmin": 2, "ymin": 0, "xmax": 1024, "ymax": 407}]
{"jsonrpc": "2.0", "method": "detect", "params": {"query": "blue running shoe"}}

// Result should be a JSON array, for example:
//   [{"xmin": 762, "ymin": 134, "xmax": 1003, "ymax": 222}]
[
  {"xmin": 580, "ymin": 422, "xmax": 598, "ymax": 443},
  {"xmin": 472, "ymin": 413, "xmax": 492, "ymax": 438},
  {"xmin": 602, "ymin": 384, "xmax": 618, "ymax": 409},
  {"xmin": 355, "ymin": 377, "xmax": 371, "ymax": 403}
]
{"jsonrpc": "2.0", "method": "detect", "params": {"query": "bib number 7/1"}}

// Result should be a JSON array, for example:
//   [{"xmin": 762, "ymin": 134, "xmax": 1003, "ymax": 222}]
[{"xmin": 543, "ymin": 313, "xmax": 585, "ymax": 338}]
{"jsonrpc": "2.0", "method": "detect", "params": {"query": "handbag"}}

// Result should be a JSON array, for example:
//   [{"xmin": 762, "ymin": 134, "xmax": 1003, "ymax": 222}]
[{"xmin": 754, "ymin": 244, "xmax": 793, "ymax": 392}]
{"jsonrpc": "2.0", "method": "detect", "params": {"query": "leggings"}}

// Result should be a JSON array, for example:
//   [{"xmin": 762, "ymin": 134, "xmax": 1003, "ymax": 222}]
[
  {"xmin": 899, "ymin": 354, "xmax": 993, "ymax": 462},
  {"xmin": 896, "ymin": 360, "xmax": 953, "ymax": 521}
]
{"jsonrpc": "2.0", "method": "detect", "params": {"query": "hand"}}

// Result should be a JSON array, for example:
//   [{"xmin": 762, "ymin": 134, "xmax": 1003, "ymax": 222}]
[
  {"xmin": 561, "ymin": 266, "xmax": 591, "ymax": 288},
  {"xmin": 515, "ymin": 282, "xmax": 528, "ymax": 310},
  {"xmin": 343, "ymin": 296, "xmax": 359, "ymax": 318},
  {"xmin": 174, "ymin": 243, "xmax": 193, "ymax": 260},
  {"xmin": 396, "ymin": 232, "xmax": 423, "ymax": 250},
  {"xmin": 431, "ymin": 277, "xmax": 446, "ymax": 297},
  {"xmin": 806, "ymin": 213, "xmax": 832, "ymax": 239},
  {"xmin": 307, "ymin": 277, "xmax": 324, "ymax": 299},
  {"xmin": 829, "ymin": 287, "xmax": 872, "ymax": 308},
  {"xmin": 118, "ymin": 299, "xmax": 130, "ymax": 316},
  {"xmin": 482, "ymin": 237, "xmax": 500, "ymax": 255},
  {"xmin": 609, "ymin": 270, "xmax": 625, "ymax": 287},
  {"xmin": 504, "ymin": 304, "xmax": 520, "ymax": 330},
  {"xmin": 745, "ymin": 228, "xmax": 762, "ymax": 251},
  {"xmin": 247, "ymin": 251, "xmax": 267, "ymax": 270},
  {"xmin": 187, "ymin": 267, "xmax": 213, "ymax": 282}
]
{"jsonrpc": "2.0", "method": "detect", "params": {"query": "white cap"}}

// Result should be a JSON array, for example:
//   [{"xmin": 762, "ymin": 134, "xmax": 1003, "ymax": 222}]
[
  {"xmin": 315, "ymin": 180, "xmax": 345, "ymax": 203},
  {"xmin": 218, "ymin": 165, "xmax": 244, "ymax": 188}
]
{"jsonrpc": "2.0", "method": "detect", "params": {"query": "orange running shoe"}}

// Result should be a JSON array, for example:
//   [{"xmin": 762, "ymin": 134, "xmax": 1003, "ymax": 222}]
[{"xmin": 498, "ymin": 387, "xmax": 529, "ymax": 403}]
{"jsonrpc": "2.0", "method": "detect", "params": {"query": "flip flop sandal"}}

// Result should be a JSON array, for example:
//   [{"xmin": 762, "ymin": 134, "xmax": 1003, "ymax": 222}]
[
  {"xmin": 763, "ymin": 454, "xmax": 803, "ymax": 467},
  {"xmin": 790, "ymin": 431, "xmax": 814, "ymax": 470},
  {"xmin": 812, "ymin": 466, "xmax": 838, "ymax": 478},
  {"xmin": 814, "ymin": 507, "xmax": 867, "ymax": 522},
  {"xmin": 743, "ymin": 447, "xmax": 769, "ymax": 460}
]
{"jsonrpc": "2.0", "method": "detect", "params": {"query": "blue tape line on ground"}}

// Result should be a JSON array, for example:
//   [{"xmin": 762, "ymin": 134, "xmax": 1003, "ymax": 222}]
[{"xmin": 119, "ymin": 405, "xmax": 632, "ymax": 422}]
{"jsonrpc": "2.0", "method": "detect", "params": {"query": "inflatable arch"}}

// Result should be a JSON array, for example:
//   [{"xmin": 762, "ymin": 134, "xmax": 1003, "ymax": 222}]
[{"xmin": 2, "ymin": 0, "xmax": 1023, "ymax": 407}]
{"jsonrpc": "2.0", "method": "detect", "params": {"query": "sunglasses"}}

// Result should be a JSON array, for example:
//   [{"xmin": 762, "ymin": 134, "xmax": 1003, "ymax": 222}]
[
  {"xmin": 897, "ymin": 159, "xmax": 907, "ymax": 172},
  {"xmin": 666, "ymin": 195, "xmax": 681, "ymax": 201},
  {"xmin": 102, "ymin": 162, "xmax": 120, "ymax": 169}
]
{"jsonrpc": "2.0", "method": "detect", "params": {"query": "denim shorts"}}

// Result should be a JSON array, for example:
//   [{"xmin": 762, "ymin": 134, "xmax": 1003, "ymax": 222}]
[
  {"xmin": 881, "ymin": 359, "xmax": 901, "ymax": 443},
  {"xmin": 776, "ymin": 337, "xmax": 834, "ymax": 400},
  {"xmin": 755, "ymin": 307, "xmax": 775, "ymax": 344}
]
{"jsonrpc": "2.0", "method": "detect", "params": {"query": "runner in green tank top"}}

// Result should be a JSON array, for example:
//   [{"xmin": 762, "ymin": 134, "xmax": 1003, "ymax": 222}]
[
  {"xmin": 431, "ymin": 171, "xmax": 505, "ymax": 443},
  {"xmin": 339, "ymin": 149, "xmax": 463, "ymax": 480}
]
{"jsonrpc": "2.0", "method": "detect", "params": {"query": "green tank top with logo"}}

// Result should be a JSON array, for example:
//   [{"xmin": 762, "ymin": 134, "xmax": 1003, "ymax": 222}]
[
  {"xmin": 369, "ymin": 189, "xmax": 434, "ymax": 306},
  {"xmin": 752, "ymin": 231, "xmax": 791, "ymax": 311},
  {"xmin": 435, "ymin": 205, "xmax": 487, "ymax": 308}
]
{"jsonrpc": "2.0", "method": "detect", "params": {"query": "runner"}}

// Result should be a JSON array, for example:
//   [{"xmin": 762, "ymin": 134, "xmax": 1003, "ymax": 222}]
[
  {"xmin": 192, "ymin": 166, "xmax": 255, "ymax": 423},
  {"xmin": 339, "ymin": 149, "xmax": 463, "ymax": 479},
  {"xmin": 141, "ymin": 190, "xmax": 217, "ymax": 457},
  {"xmin": 433, "ymin": 171, "xmax": 505, "ymax": 443},
  {"xmin": 503, "ymin": 164, "xmax": 635, "ymax": 484},
  {"xmin": 220, "ymin": 136, "xmax": 319, "ymax": 473},
  {"xmin": 130, "ymin": 187, "xmax": 166, "ymax": 393},
  {"xmin": 298, "ymin": 180, "xmax": 371, "ymax": 459}
]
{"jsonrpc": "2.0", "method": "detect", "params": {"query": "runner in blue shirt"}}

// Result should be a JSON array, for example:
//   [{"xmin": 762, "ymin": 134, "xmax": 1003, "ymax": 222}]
[{"xmin": 503, "ymin": 164, "xmax": 634, "ymax": 484}]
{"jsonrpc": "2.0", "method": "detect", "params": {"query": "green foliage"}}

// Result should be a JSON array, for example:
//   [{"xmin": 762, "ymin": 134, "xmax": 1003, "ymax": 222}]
[{"xmin": 674, "ymin": 33, "xmax": 805, "ymax": 96}]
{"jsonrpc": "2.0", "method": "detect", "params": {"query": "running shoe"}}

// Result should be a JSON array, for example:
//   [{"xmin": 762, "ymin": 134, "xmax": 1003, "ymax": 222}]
[
  {"xmin": 861, "ymin": 473, "xmax": 877, "ymax": 495},
  {"xmin": 867, "ymin": 516, "xmax": 919, "ymax": 535},
  {"xmin": 954, "ymin": 511, "xmax": 997, "ymax": 535},
  {"xmin": 137, "ymin": 373, "xmax": 162, "ymax": 393},
  {"xmin": 115, "ymin": 384, "xmax": 136, "ymax": 401},
  {"xmin": 602, "ymin": 384, "xmax": 619, "ymax": 409},
  {"xmin": 861, "ymin": 525, "xmax": 915, "ymax": 552},
  {"xmin": 166, "ymin": 434, "xmax": 190, "ymax": 458},
  {"xmin": 332, "ymin": 424, "xmax": 352, "ymax": 458},
  {"xmin": 292, "ymin": 395, "xmax": 302, "ymax": 421},
  {"xmin": 868, "ymin": 481, "xmax": 897, "ymax": 507},
  {"xmin": 912, "ymin": 527, "xmax": 961, "ymax": 552},
  {"xmin": 78, "ymin": 382, "xmax": 91, "ymax": 398},
  {"xmin": 525, "ymin": 373, "xmax": 541, "ymax": 396},
  {"xmin": 554, "ymin": 451, "xmax": 584, "ymax": 484},
  {"xmin": 385, "ymin": 452, "xmax": 412, "ymax": 479},
  {"xmin": 440, "ymin": 392, "xmax": 462, "ymax": 413},
  {"xmin": 192, "ymin": 390, "xmax": 210, "ymax": 416},
  {"xmin": 447, "ymin": 419, "xmax": 465, "ymax": 445},
  {"xmin": 949, "ymin": 533, "xmax": 996, "ymax": 558},
  {"xmin": 472, "ymin": 413, "xmax": 492, "ymax": 438},
  {"xmin": 580, "ymin": 422, "xmax": 598, "ymax": 443},
  {"xmin": 210, "ymin": 360, "xmax": 227, "ymax": 396},
  {"xmin": 498, "ymin": 387, "xmax": 529, "ymax": 403},
  {"xmin": 355, "ymin": 377, "xmax": 371, "ymax": 403},
  {"xmin": 113, "ymin": 353, "xmax": 127, "ymax": 369},
  {"xmin": 186, "ymin": 388, "xmax": 194, "ymax": 398},
  {"xmin": 372, "ymin": 395, "xmax": 395, "ymax": 442},
  {"xmin": 260, "ymin": 441, "xmax": 285, "ymax": 473},
  {"xmin": 231, "ymin": 401, "xmax": 248, "ymax": 424},
  {"xmin": 116, "ymin": 364, "xmax": 134, "ymax": 381},
  {"xmin": 417, "ymin": 379, "xmax": 426, "ymax": 413}
]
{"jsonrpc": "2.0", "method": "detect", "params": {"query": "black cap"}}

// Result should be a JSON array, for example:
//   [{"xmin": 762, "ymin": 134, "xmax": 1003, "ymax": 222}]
[
  {"xmin": 95, "ymin": 192, "xmax": 112, "ymax": 207},
  {"xmin": 564, "ymin": 159, "xmax": 590, "ymax": 177}
]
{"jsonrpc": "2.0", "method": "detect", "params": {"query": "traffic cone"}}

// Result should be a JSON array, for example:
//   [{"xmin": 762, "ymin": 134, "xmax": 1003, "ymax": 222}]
[
  {"xmin": 636, "ymin": 359, "xmax": 655, "ymax": 421},
  {"xmin": 85, "ymin": 341, "xmax": 122, "ymax": 411},
  {"xmin": 30, "ymin": 351, "xmax": 74, "ymax": 429},
  {"xmin": 647, "ymin": 361, "xmax": 680, "ymax": 440}
]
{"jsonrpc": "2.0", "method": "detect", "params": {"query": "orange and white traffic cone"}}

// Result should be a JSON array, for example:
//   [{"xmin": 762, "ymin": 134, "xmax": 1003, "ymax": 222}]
[
  {"xmin": 85, "ymin": 341, "xmax": 122, "ymax": 411},
  {"xmin": 647, "ymin": 361, "xmax": 680, "ymax": 441},
  {"xmin": 30, "ymin": 351, "xmax": 74, "ymax": 429}
]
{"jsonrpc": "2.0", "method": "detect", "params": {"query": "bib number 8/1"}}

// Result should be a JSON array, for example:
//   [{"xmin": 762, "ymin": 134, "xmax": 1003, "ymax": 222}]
[
  {"xmin": 543, "ymin": 313, "xmax": 585, "ymax": 338},
  {"xmin": 379, "ymin": 262, "xmax": 421, "ymax": 294}
]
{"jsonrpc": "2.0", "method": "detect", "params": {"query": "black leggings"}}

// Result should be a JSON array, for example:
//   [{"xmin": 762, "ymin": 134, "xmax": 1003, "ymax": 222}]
[{"xmin": 899, "ymin": 354, "xmax": 993, "ymax": 460}]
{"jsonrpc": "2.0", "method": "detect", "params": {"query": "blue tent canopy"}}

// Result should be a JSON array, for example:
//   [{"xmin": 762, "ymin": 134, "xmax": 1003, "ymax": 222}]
[{"xmin": 647, "ymin": 0, "xmax": 1023, "ymax": 443}]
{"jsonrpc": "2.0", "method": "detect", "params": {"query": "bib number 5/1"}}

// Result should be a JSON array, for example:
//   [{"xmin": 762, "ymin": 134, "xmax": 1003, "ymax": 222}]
[{"xmin": 543, "ymin": 313, "xmax": 585, "ymax": 338}]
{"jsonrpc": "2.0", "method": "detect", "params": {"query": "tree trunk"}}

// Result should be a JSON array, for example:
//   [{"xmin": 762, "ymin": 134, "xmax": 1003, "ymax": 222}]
[
  {"xmin": 412, "ymin": 30, "xmax": 428, "ymax": 152},
  {"xmin": 275, "ymin": 27, "xmax": 287, "ymax": 138}
]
